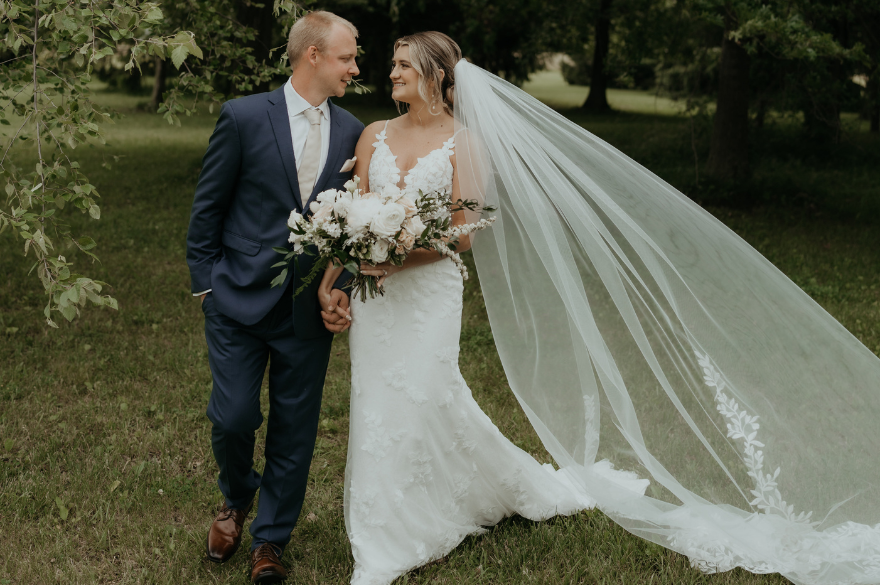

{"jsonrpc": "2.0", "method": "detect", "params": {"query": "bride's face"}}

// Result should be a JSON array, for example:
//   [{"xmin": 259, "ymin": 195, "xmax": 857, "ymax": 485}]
[{"xmin": 390, "ymin": 46, "xmax": 422, "ymax": 104}]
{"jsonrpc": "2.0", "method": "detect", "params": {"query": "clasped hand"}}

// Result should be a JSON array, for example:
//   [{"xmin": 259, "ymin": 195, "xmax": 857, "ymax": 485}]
[{"xmin": 318, "ymin": 287, "xmax": 351, "ymax": 333}]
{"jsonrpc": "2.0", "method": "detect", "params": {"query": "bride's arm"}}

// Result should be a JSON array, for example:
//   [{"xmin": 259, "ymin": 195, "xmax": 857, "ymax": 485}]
[
  {"xmin": 352, "ymin": 120, "xmax": 386, "ymax": 192},
  {"xmin": 360, "ymin": 152, "xmax": 469, "ymax": 283}
]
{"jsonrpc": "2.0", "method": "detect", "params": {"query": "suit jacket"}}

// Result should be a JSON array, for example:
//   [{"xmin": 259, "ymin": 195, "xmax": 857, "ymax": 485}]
[{"xmin": 186, "ymin": 85, "xmax": 364, "ymax": 338}]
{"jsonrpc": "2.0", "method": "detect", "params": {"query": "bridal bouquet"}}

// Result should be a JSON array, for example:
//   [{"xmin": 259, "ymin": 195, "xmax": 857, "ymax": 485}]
[{"xmin": 271, "ymin": 176, "xmax": 495, "ymax": 301}]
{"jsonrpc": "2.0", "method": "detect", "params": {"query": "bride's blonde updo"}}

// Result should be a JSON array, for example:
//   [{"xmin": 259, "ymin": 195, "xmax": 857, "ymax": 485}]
[{"xmin": 393, "ymin": 32, "xmax": 462, "ymax": 116}]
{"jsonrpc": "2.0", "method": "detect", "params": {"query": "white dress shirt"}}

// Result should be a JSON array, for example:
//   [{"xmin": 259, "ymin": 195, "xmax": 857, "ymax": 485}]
[{"xmin": 193, "ymin": 79, "xmax": 332, "ymax": 298}]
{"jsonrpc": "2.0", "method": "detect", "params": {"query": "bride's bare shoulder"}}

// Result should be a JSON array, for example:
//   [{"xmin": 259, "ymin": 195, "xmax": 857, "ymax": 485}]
[{"xmin": 359, "ymin": 120, "xmax": 389, "ymax": 142}]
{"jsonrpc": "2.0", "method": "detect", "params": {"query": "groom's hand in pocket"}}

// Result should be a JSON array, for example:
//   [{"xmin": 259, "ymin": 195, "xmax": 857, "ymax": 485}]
[{"xmin": 321, "ymin": 289, "xmax": 351, "ymax": 333}]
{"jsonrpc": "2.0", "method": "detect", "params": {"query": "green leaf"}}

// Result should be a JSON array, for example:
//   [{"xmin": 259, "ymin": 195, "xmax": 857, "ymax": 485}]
[
  {"xmin": 88, "ymin": 205, "xmax": 100, "ymax": 219},
  {"xmin": 272, "ymin": 246, "xmax": 290, "ymax": 255},
  {"xmin": 60, "ymin": 303, "xmax": 77, "ymax": 322},
  {"xmin": 270, "ymin": 268, "xmax": 288, "ymax": 288},
  {"xmin": 3, "ymin": 439, "xmax": 13, "ymax": 451},
  {"xmin": 77, "ymin": 236, "xmax": 96, "ymax": 250},
  {"xmin": 171, "ymin": 45, "xmax": 188, "ymax": 69},
  {"xmin": 109, "ymin": 480, "xmax": 121, "ymax": 493}
]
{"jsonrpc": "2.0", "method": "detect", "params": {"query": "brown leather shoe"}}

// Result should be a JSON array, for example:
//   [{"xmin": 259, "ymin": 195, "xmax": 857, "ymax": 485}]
[
  {"xmin": 205, "ymin": 499, "xmax": 253, "ymax": 563},
  {"xmin": 250, "ymin": 543, "xmax": 287, "ymax": 583}
]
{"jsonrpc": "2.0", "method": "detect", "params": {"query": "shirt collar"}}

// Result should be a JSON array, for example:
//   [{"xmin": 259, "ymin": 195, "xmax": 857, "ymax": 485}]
[{"xmin": 284, "ymin": 78, "xmax": 330, "ymax": 121}]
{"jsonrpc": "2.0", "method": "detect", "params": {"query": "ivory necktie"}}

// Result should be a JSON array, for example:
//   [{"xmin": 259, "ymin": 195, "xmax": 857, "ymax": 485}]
[{"xmin": 297, "ymin": 108, "xmax": 323, "ymax": 203}]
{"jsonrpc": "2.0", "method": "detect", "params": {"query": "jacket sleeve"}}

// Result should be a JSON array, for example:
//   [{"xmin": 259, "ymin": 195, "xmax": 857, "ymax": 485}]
[
  {"xmin": 333, "ymin": 268, "xmax": 353, "ymax": 294},
  {"xmin": 185, "ymin": 103, "xmax": 241, "ymax": 294}
]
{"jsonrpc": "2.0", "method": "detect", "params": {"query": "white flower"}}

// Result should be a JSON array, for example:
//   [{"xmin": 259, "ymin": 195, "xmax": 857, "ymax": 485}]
[
  {"xmin": 309, "ymin": 201, "xmax": 321, "ymax": 214},
  {"xmin": 288, "ymin": 210, "xmax": 304, "ymax": 229},
  {"xmin": 370, "ymin": 202, "xmax": 406, "ymax": 238},
  {"xmin": 316, "ymin": 189, "xmax": 338, "ymax": 204},
  {"xmin": 346, "ymin": 197, "xmax": 384, "ymax": 235},
  {"xmin": 344, "ymin": 179, "xmax": 358, "ymax": 193},
  {"xmin": 334, "ymin": 190, "xmax": 353, "ymax": 217},
  {"xmin": 381, "ymin": 183, "xmax": 402, "ymax": 201},
  {"xmin": 288, "ymin": 232, "xmax": 304, "ymax": 253},
  {"xmin": 324, "ymin": 223, "xmax": 342, "ymax": 238},
  {"xmin": 408, "ymin": 216, "xmax": 426, "ymax": 236},
  {"xmin": 370, "ymin": 239, "xmax": 390, "ymax": 263}
]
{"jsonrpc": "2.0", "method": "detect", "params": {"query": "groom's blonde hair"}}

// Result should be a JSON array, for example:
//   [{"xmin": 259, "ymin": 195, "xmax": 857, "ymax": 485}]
[{"xmin": 287, "ymin": 11, "xmax": 358, "ymax": 70}]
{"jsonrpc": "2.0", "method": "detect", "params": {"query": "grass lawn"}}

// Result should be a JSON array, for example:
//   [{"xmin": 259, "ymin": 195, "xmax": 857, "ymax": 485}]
[{"xmin": 1, "ymin": 81, "xmax": 879, "ymax": 584}]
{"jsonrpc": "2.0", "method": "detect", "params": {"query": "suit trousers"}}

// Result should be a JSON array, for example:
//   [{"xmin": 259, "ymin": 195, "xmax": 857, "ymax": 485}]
[{"xmin": 202, "ymin": 284, "xmax": 332, "ymax": 552}]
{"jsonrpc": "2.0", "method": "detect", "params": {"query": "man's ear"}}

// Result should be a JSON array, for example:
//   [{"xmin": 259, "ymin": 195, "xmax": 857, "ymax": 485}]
[{"xmin": 307, "ymin": 45, "xmax": 320, "ymax": 68}]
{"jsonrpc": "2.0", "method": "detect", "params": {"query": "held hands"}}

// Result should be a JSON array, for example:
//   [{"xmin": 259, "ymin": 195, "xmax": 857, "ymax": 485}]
[
  {"xmin": 320, "ymin": 287, "xmax": 351, "ymax": 333},
  {"xmin": 359, "ymin": 262, "xmax": 402, "ymax": 288}
]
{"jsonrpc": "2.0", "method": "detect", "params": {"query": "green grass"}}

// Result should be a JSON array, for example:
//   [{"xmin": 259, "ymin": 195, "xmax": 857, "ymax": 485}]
[
  {"xmin": 522, "ymin": 70, "xmax": 685, "ymax": 114},
  {"xmin": 1, "ymin": 82, "xmax": 879, "ymax": 584}
]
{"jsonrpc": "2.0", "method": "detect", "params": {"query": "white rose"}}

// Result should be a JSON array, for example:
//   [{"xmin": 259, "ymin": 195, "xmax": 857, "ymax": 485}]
[
  {"xmin": 288, "ymin": 210, "xmax": 304, "ymax": 229},
  {"xmin": 370, "ymin": 239, "xmax": 390, "ymax": 263},
  {"xmin": 343, "ymin": 179, "xmax": 358, "ymax": 193},
  {"xmin": 408, "ymin": 215, "xmax": 426, "ymax": 236},
  {"xmin": 316, "ymin": 189, "xmax": 338, "ymax": 204},
  {"xmin": 346, "ymin": 197, "xmax": 383, "ymax": 235},
  {"xmin": 370, "ymin": 202, "xmax": 406, "ymax": 238}
]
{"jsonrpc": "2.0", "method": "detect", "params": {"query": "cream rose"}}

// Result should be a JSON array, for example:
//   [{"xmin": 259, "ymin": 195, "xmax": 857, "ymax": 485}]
[
  {"xmin": 312, "ymin": 203, "xmax": 333, "ymax": 222},
  {"xmin": 370, "ymin": 239, "xmax": 390, "ymax": 263},
  {"xmin": 370, "ymin": 202, "xmax": 406, "ymax": 238},
  {"xmin": 397, "ymin": 229, "xmax": 416, "ymax": 251},
  {"xmin": 397, "ymin": 196, "xmax": 417, "ymax": 218}
]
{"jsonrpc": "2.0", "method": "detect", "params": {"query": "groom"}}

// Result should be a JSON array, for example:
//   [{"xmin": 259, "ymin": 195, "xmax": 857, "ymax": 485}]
[{"xmin": 185, "ymin": 11, "xmax": 362, "ymax": 583}]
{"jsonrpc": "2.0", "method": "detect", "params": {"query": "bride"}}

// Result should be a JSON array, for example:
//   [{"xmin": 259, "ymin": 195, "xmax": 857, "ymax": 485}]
[{"xmin": 320, "ymin": 31, "xmax": 880, "ymax": 585}]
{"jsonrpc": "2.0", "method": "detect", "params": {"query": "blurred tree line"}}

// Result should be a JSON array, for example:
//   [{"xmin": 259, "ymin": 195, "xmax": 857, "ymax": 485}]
[{"xmin": 25, "ymin": 0, "xmax": 880, "ymax": 183}]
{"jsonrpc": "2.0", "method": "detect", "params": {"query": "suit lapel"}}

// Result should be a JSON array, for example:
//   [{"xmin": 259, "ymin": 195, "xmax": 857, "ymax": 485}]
[
  {"xmin": 304, "ymin": 100, "xmax": 344, "ymax": 209},
  {"xmin": 267, "ymin": 86, "xmax": 304, "ymax": 211}
]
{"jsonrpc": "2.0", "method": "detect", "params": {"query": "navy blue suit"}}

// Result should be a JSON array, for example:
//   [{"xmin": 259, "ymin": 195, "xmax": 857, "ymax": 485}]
[{"xmin": 186, "ymin": 85, "xmax": 363, "ymax": 552}]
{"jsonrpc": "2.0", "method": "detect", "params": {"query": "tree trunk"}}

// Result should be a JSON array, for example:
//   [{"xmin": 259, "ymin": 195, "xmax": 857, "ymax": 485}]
[
  {"xmin": 150, "ymin": 57, "xmax": 166, "ymax": 112},
  {"xmin": 706, "ymin": 32, "xmax": 750, "ymax": 181},
  {"xmin": 869, "ymin": 74, "xmax": 879, "ymax": 133},
  {"xmin": 236, "ymin": 0, "xmax": 276, "ymax": 94},
  {"xmin": 581, "ymin": 0, "xmax": 612, "ymax": 112}
]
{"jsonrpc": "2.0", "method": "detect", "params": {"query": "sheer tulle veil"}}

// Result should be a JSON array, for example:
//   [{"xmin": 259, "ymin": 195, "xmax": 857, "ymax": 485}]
[{"xmin": 452, "ymin": 58, "xmax": 880, "ymax": 584}]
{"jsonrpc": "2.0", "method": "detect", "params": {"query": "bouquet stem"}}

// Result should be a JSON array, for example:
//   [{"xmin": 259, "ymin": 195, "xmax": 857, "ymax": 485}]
[{"xmin": 350, "ymin": 274, "xmax": 384, "ymax": 302}]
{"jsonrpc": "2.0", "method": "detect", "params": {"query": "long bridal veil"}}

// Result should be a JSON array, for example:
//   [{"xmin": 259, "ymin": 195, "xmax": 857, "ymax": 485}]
[{"xmin": 453, "ymin": 59, "xmax": 880, "ymax": 584}]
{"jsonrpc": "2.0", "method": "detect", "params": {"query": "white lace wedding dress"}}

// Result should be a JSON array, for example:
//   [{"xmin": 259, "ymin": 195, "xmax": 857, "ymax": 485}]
[{"xmin": 344, "ymin": 122, "xmax": 596, "ymax": 585}]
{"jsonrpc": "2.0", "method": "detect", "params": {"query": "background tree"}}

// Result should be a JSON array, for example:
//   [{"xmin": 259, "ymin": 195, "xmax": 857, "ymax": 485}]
[
  {"xmin": 0, "ymin": 0, "xmax": 303, "ymax": 326},
  {"xmin": 0, "ymin": 0, "xmax": 204, "ymax": 326}
]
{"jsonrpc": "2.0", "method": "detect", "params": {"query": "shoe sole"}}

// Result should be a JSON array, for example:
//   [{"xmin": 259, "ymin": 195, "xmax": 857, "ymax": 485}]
[{"xmin": 252, "ymin": 572, "xmax": 287, "ymax": 584}]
